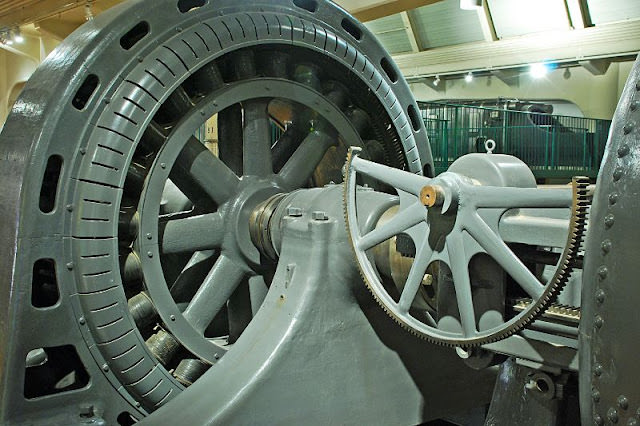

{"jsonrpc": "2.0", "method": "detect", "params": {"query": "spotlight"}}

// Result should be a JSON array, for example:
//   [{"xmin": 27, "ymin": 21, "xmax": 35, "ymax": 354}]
[
  {"xmin": 433, "ymin": 76, "xmax": 441, "ymax": 87},
  {"xmin": 460, "ymin": 0, "xmax": 482, "ymax": 10},
  {"xmin": 465, "ymin": 72, "xmax": 473, "ymax": 83},
  {"xmin": 14, "ymin": 28, "xmax": 23, "ymax": 44},
  {"xmin": 529, "ymin": 63, "xmax": 549, "ymax": 79}
]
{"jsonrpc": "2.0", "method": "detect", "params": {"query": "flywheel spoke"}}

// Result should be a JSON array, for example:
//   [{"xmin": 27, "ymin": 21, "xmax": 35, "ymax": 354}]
[
  {"xmin": 351, "ymin": 155, "xmax": 430, "ymax": 197},
  {"xmin": 170, "ymin": 251, "xmax": 217, "ymax": 303},
  {"xmin": 272, "ymin": 123, "xmax": 307, "ymax": 172},
  {"xmin": 242, "ymin": 99, "xmax": 273, "ymax": 176},
  {"xmin": 174, "ymin": 136, "xmax": 240, "ymax": 205},
  {"xmin": 468, "ymin": 214, "xmax": 544, "ymax": 299},
  {"xmin": 446, "ymin": 233, "xmax": 477, "ymax": 338},
  {"xmin": 357, "ymin": 202, "xmax": 425, "ymax": 251},
  {"xmin": 398, "ymin": 236, "xmax": 434, "ymax": 315},
  {"xmin": 182, "ymin": 254, "xmax": 246, "ymax": 334},
  {"xmin": 278, "ymin": 130, "xmax": 336, "ymax": 190},
  {"xmin": 218, "ymin": 105, "xmax": 244, "ymax": 175},
  {"xmin": 160, "ymin": 213, "xmax": 224, "ymax": 254}
]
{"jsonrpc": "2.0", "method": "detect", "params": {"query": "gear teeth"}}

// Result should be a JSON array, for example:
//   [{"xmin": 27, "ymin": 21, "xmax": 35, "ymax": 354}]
[{"xmin": 343, "ymin": 157, "xmax": 591, "ymax": 347}]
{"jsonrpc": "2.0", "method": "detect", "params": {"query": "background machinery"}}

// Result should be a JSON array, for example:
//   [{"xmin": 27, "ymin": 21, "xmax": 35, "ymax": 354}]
[{"xmin": 0, "ymin": 0, "xmax": 638, "ymax": 424}]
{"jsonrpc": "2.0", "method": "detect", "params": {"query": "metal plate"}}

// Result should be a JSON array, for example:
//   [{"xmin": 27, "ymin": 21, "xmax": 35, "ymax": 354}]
[{"xmin": 580, "ymin": 53, "xmax": 640, "ymax": 426}]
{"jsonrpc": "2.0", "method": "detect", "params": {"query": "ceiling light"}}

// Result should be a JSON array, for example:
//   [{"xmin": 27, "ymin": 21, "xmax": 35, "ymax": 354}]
[
  {"xmin": 529, "ymin": 63, "xmax": 549, "ymax": 79},
  {"xmin": 460, "ymin": 0, "xmax": 483, "ymax": 10},
  {"xmin": 13, "ymin": 28, "xmax": 23, "ymax": 43},
  {"xmin": 465, "ymin": 72, "xmax": 473, "ymax": 83}
]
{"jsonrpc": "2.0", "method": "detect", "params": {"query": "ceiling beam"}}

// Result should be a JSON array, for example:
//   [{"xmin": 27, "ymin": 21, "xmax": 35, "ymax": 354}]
[
  {"xmin": 400, "ymin": 11, "xmax": 421, "ymax": 52},
  {"xmin": 579, "ymin": 58, "xmax": 611, "ymax": 75},
  {"xmin": 0, "ymin": 0, "xmax": 84, "ymax": 29},
  {"xmin": 394, "ymin": 19, "xmax": 640, "ymax": 78},
  {"xmin": 476, "ymin": 0, "xmax": 498, "ymax": 42},
  {"xmin": 352, "ymin": 0, "xmax": 443, "ymax": 23},
  {"xmin": 564, "ymin": 0, "xmax": 593, "ymax": 29}
]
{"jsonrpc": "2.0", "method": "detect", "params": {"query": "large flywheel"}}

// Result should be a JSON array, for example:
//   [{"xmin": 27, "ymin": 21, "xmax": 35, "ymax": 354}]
[{"xmin": 0, "ymin": 0, "xmax": 431, "ymax": 422}]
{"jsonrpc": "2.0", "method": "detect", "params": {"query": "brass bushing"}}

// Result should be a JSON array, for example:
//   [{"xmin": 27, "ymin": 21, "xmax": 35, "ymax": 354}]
[{"xmin": 420, "ymin": 185, "xmax": 444, "ymax": 207}]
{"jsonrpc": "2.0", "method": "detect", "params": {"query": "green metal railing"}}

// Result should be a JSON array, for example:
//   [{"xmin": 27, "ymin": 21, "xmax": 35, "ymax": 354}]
[{"xmin": 419, "ymin": 101, "xmax": 611, "ymax": 179}]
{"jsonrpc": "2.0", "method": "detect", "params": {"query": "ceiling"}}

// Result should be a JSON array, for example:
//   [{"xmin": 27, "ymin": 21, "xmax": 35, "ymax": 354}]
[{"xmin": 0, "ymin": 0, "xmax": 638, "ymax": 78}]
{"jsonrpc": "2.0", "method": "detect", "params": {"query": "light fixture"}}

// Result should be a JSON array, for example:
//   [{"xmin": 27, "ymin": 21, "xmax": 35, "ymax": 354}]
[
  {"xmin": 529, "ymin": 63, "xmax": 549, "ymax": 79},
  {"xmin": 465, "ymin": 72, "xmax": 473, "ymax": 83},
  {"xmin": 433, "ymin": 75, "xmax": 441, "ymax": 86},
  {"xmin": 460, "ymin": 0, "xmax": 483, "ymax": 10},
  {"xmin": 563, "ymin": 67, "xmax": 571, "ymax": 80},
  {"xmin": 13, "ymin": 27, "xmax": 23, "ymax": 43},
  {"xmin": 85, "ymin": 1, "xmax": 94, "ymax": 21}
]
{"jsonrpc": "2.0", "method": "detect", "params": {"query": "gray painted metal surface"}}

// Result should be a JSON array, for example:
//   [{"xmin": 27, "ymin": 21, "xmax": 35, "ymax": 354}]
[{"xmin": 580, "ymin": 54, "xmax": 640, "ymax": 426}]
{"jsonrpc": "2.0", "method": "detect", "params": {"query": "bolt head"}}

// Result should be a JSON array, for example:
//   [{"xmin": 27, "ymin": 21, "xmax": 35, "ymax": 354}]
[
  {"xmin": 102, "ymin": 364, "xmax": 109, "ymax": 372},
  {"xmin": 66, "ymin": 262, "xmax": 74, "ymax": 270},
  {"xmin": 312, "ymin": 211, "xmax": 328, "ymax": 221},
  {"xmin": 79, "ymin": 317, "xmax": 86, "ymax": 325},
  {"xmin": 287, "ymin": 207, "xmax": 303, "ymax": 217}
]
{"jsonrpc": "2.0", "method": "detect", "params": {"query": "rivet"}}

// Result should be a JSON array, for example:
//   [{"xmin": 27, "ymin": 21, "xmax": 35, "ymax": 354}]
[
  {"xmin": 594, "ymin": 363, "xmax": 604, "ymax": 377},
  {"xmin": 170, "ymin": 315, "xmax": 176, "ymax": 321},
  {"xmin": 135, "ymin": 402, "xmax": 141, "ymax": 408},
  {"xmin": 160, "ymin": 163, "xmax": 167, "ymax": 169},
  {"xmin": 608, "ymin": 408, "xmax": 619, "ymax": 423},
  {"xmin": 632, "ymin": 101, "xmax": 639, "ymax": 111},
  {"xmin": 147, "ymin": 251, "xmax": 153, "ymax": 258},
  {"xmin": 146, "ymin": 233, "xmax": 153, "ymax": 240},
  {"xmin": 280, "ymin": 294, "xmax": 285, "ymax": 300},
  {"xmin": 66, "ymin": 262, "xmax": 74, "ymax": 270},
  {"xmin": 601, "ymin": 239, "xmax": 612, "ymax": 253},
  {"xmin": 214, "ymin": 353, "xmax": 220, "ymax": 359},
  {"xmin": 200, "ymin": 111, "xmax": 206, "ymax": 116},
  {"xmin": 78, "ymin": 317, "xmax": 86, "ymax": 325},
  {"xmin": 605, "ymin": 214, "xmax": 615, "ymax": 228},
  {"xmin": 609, "ymin": 193, "xmax": 619, "ymax": 205},
  {"xmin": 66, "ymin": 204, "xmax": 74, "ymax": 212},
  {"xmin": 618, "ymin": 396, "xmax": 629, "ymax": 410},
  {"xmin": 596, "ymin": 289, "xmax": 606, "ymax": 304},
  {"xmin": 594, "ymin": 315, "xmax": 604, "ymax": 329},
  {"xmin": 102, "ymin": 364, "xmax": 109, "ymax": 372},
  {"xmin": 597, "ymin": 266, "xmax": 608, "ymax": 279},
  {"xmin": 80, "ymin": 147, "xmax": 87, "ymax": 155},
  {"xmin": 613, "ymin": 167, "xmax": 624, "ymax": 181},
  {"xmin": 176, "ymin": 27, "xmax": 183, "ymax": 32},
  {"xmin": 104, "ymin": 99, "xmax": 110, "ymax": 105},
  {"xmin": 618, "ymin": 144, "xmax": 630, "ymax": 157},
  {"xmin": 594, "ymin": 414, "xmax": 604, "ymax": 426},
  {"xmin": 593, "ymin": 389, "xmax": 601, "ymax": 402},
  {"xmin": 623, "ymin": 124, "xmax": 633, "ymax": 135}
]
